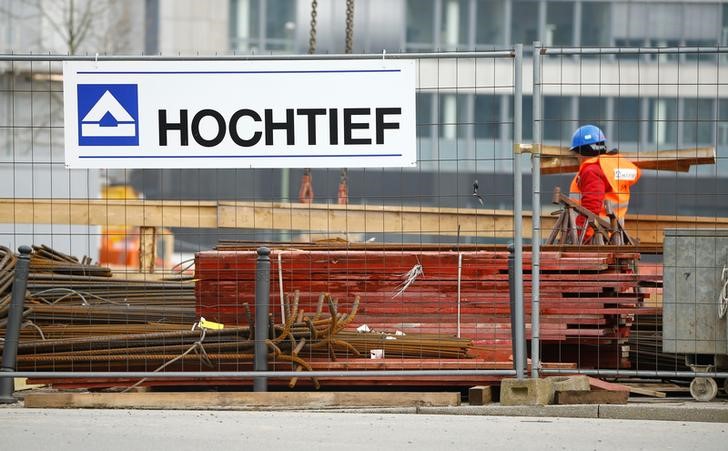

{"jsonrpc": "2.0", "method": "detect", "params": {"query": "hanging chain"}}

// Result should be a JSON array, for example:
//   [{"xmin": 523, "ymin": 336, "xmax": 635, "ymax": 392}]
[
  {"xmin": 345, "ymin": 0, "xmax": 354, "ymax": 54},
  {"xmin": 308, "ymin": 0, "xmax": 318, "ymax": 54}
]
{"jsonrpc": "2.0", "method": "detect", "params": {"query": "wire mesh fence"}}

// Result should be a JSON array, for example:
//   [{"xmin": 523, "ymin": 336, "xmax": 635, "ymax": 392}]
[
  {"xmin": 2, "ymin": 47, "xmax": 728, "ymax": 399},
  {"xmin": 0, "ymin": 51, "xmax": 523, "ymax": 391},
  {"xmin": 532, "ymin": 45, "xmax": 728, "ymax": 400}
]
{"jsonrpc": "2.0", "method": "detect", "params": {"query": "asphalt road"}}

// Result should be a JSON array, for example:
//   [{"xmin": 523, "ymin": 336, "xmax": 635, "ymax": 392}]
[{"xmin": 2, "ymin": 408, "xmax": 727, "ymax": 450}]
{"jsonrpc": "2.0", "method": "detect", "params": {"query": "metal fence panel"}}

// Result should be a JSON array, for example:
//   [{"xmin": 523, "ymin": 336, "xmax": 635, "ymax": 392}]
[
  {"xmin": 531, "ymin": 46, "xmax": 728, "ymax": 401},
  {"xmin": 0, "ymin": 51, "xmax": 522, "ymax": 392}
]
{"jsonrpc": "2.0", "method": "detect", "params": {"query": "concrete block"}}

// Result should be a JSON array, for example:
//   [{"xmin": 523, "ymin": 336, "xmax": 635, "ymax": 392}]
[
  {"xmin": 468, "ymin": 386, "xmax": 492, "ymax": 405},
  {"xmin": 547, "ymin": 375, "xmax": 590, "ymax": 393},
  {"xmin": 500, "ymin": 378, "xmax": 554, "ymax": 406},
  {"xmin": 555, "ymin": 390, "xmax": 628, "ymax": 405}
]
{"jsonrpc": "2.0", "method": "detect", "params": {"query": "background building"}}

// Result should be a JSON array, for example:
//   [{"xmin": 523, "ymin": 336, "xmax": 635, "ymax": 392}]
[{"xmin": 1, "ymin": 0, "xmax": 727, "ymax": 253}]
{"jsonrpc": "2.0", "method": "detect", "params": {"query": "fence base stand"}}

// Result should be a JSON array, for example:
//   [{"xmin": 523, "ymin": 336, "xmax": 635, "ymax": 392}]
[
  {"xmin": 0, "ymin": 370, "xmax": 18, "ymax": 404},
  {"xmin": 500, "ymin": 378, "xmax": 553, "ymax": 406}
]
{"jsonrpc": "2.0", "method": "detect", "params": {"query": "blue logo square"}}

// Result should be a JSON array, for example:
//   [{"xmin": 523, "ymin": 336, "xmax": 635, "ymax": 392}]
[{"xmin": 77, "ymin": 84, "xmax": 139, "ymax": 146}]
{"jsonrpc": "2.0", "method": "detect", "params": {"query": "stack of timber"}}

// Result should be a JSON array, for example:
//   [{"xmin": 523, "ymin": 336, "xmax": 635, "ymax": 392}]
[{"xmin": 197, "ymin": 245, "xmax": 662, "ymax": 370}]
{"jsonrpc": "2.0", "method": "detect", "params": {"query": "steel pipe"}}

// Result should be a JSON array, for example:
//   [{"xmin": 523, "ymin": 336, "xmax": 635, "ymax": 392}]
[{"xmin": 0, "ymin": 245, "xmax": 32, "ymax": 403}]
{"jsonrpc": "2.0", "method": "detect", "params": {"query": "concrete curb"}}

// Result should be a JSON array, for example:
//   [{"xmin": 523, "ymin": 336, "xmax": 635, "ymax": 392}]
[{"xmin": 326, "ymin": 402, "xmax": 728, "ymax": 423}]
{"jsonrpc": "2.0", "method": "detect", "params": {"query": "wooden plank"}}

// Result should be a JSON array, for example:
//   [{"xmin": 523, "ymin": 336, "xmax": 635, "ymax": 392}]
[
  {"xmin": 1, "ymin": 198, "xmax": 727, "ymax": 245},
  {"xmin": 555, "ymin": 390, "xmax": 628, "ymax": 405},
  {"xmin": 23, "ymin": 391, "xmax": 460, "ymax": 409},
  {"xmin": 539, "ymin": 146, "xmax": 716, "ymax": 175},
  {"xmin": 624, "ymin": 386, "xmax": 667, "ymax": 398},
  {"xmin": 587, "ymin": 376, "xmax": 630, "ymax": 392},
  {"xmin": 622, "ymin": 382, "xmax": 689, "ymax": 393}
]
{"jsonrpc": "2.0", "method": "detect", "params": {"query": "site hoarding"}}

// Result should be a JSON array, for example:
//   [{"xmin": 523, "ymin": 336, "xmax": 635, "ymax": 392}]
[{"xmin": 63, "ymin": 60, "xmax": 417, "ymax": 169}]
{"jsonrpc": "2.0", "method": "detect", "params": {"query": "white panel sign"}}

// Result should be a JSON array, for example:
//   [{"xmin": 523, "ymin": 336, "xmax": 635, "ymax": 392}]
[{"xmin": 63, "ymin": 60, "xmax": 417, "ymax": 168}]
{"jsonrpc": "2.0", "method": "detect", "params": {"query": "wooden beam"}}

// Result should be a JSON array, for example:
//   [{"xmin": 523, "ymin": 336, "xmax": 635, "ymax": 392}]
[
  {"xmin": 539, "ymin": 146, "xmax": 716, "ymax": 175},
  {"xmin": 1, "ymin": 198, "xmax": 727, "ymax": 245},
  {"xmin": 24, "ymin": 391, "xmax": 460, "ymax": 409},
  {"xmin": 138, "ymin": 226, "xmax": 157, "ymax": 274}
]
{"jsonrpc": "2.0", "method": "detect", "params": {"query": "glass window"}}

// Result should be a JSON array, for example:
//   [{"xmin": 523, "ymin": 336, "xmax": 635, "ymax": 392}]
[
  {"xmin": 523, "ymin": 95, "xmax": 533, "ymax": 141},
  {"xmin": 416, "ymin": 92, "xmax": 433, "ymax": 138},
  {"xmin": 474, "ymin": 94, "xmax": 501, "ymax": 139},
  {"xmin": 476, "ymin": 0, "xmax": 505, "ymax": 47},
  {"xmin": 683, "ymin": 99, "xmax": 714, "ymax": 145},
  {"xmin": 723, "ymin": 4, "xmax": 728, "ymax": 45},
  {"xmin": 407, "ymin": 0, "xmax": 435, "ymax": 50},
  {"xmin": 512, "ymin": 1, "xmax": 539, "ymax": 45},
  {"xmin": 718, "ymin": 99, "xmax": 728, "ymax": 145},
  {"xmin": 578, "ymin": 97, "xmax": 607, "ymax": 125},
  {"xmin": 265, "ymin": 0, "xmax": 296, "ymax": 51},
  {"xmin": 648, "ymin": 98, "xmax": 678, "ymax": 145},
  {"xmin": 230, "ymin": 0, "xmax": 260, "ymax": 51},
  {"xmin": 438, "ymin": 94, "xmax": 469, "ymax": 140},
  {"xmin": 546, "ymin": 2, "xmax": 574, "ymax": 46},
  {"xmin": 581, "ymin": 2, "xmax": 611, "ymax": 47},
  {"xmin": 230, "ymin": 0, "xmax": 295, "ymax": 52},
  {"xmin": 441, "ymin": 0, "xmax": 469, "ymax": 49},
  {"xmin": 614, "ymin": 38, "xmax": 645, "ymax": 60},
  {"xmin": 508, "ymin": 95, "xmax": 533, "ymax": 141},
  {"xmin": 613, "ymin": 97, "xmax": 640, "ymax": 145},
  {"xmin": 648, "ymin": 39, "xmax": 681, "ymax": 62},
  {"xmin": 685, "ymin": 40, "xmax": 718, "ymax": 62},
  {"xmin": 543, "ymin": 96, "xmax": 572, "ymax": 142}
]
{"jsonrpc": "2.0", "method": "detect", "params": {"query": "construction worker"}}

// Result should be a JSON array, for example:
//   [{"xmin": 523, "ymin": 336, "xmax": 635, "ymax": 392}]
[{"xmin": 569, "ymin": 125, "xmax": 641, "ymax": 239}]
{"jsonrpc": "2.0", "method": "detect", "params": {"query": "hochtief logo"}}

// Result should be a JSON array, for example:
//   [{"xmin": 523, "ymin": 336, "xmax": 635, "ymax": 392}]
[{"xmin": 77, "ymin": 84, "xmax": 139, "ymax": 146}]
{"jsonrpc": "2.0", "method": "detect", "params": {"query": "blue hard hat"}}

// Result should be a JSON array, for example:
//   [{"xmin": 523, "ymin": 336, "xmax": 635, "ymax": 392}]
[{"xmin": 570, "ymin": 125, "xmax": 606, "ymax": 151}]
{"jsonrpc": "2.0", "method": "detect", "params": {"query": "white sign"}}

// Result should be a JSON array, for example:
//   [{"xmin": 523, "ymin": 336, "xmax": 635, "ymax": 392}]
[{"xmin": 63, "ymin": 60, "xmax": 417, "ymax": 169}]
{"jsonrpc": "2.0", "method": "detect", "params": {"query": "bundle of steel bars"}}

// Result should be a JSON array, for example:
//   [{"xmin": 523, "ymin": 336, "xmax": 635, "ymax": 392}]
[{"xmin": 197, "ymin": 245, "xmax": 662, "ymax": 368}]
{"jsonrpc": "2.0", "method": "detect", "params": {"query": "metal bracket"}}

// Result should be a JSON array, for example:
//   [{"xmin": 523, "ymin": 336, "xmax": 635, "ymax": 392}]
[{"xmin": 516, "ymin": 143, "xmax": 540, "ymax": 154}]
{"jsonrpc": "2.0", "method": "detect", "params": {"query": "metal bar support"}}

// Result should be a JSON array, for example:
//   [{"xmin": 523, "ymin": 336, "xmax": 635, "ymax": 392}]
[
  {"xmin": 512, "ymin": 43, "xmax": 525, "ymax": 380},
  {"xmin": 1, "ymin": 370, "xmax": 518, "ymax": 378},
  {"xmin": 254, "ymin": 246, "xmax": 271, "ymax": 392},
  {"xmin": 0, "ymin": 245, "xmax": 32, "ymax": 403},
  {"xmin": 541, "ymin": 369, "xmax": 728, "ymax": 378},
  {"xmin": 0, "ymin": 51, "xmax": 516, "ymax": 62},
  {"xmin": 541, "ymin": 46, "xmax": 728, "ymax": 55},
  {"xmin": 530, "ymin": 41, "xmax": 542, "ymax": 379}
]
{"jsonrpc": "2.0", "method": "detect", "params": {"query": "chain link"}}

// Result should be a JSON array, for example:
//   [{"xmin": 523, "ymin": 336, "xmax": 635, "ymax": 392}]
[
  {"xmin": 308, "ymin": 0, "xmax": 318, "ymax": 54},
  {"xmin": 345, "ymin": 0, "xmax": 354, "ymax": 54}
]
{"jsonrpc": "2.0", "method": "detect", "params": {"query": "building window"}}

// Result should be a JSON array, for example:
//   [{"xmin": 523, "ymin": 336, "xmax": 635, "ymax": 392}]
[
  {"xmin": 438, "ymin": 94, "xmax": 470, "ymax": 140},
  {"xmin": 546, "ymin": 1, "xmax": 575, "ymax": 46},
  {"xmin": 441, "ymin": 0, "xmax": 470, "ymax": 50},
  {"xmin": 717, "ymin": 99, "xmax": 728, "ymax": 146},
  {"xmin": 476, "ymin": 0, "xmax": 505, "ymax": 47},
  {"xmin": 512, "ymin": 1, "xmax": 539, "ymax": 45},
  {"xmin": 613, "ymin": 97, "xmax": 641, "ymax": 145},
  {"xmin": 406, "ymin": 0, "xmax": 436, "ymax": 50},
  {"xmin": 581, "ymin": 2, "xmax": 610, "ymax": 47},
  {"xmin": 417, "ymin": 92, "xmax": 433, "ymax": 138},
  {"xmin": 543, "ymin": 96, "xmax": 573, "ymax": 142},
  {"xmin": 474, "ymin": 94, "xmax": 501, "ymax": 139},
  {"xmin": 577, "ymin": 97, "xmax": 607, "ymax": 126},
  {"xmin": 648, "ymin": 98, "xmax": 678, "ymax": 145},
  {"xmin": 230, "ymin": 0, "xmax": 296, "ymax": 52},
  {"xmin": 683, "ymin": 99, "xmax": 714, "ymax": 145}
]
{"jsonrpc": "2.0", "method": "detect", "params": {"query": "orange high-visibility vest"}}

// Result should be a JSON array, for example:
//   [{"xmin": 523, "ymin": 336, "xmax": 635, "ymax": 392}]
[{"xmin": 569, "ymin": 154, "xmax": 641, "ymax": 220}]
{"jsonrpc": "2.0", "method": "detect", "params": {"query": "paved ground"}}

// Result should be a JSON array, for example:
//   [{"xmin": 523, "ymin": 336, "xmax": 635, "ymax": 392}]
[{"xmin": 2, "ymin": 408, "xmax": 727, "ymax": 451}]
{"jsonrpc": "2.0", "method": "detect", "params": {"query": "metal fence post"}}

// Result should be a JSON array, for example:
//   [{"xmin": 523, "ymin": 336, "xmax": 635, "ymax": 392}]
[
  {"xmin": 254, "ymin": 246, "xmax": 271, "ymax": 392},
  {"xmin": 530, "ymin": 41, "xmax": 542, "ymax": 379},
  {"xmin": 0, "ymin": 245, "xmax": 32, "ymax": 403},
  {"xmin": 512, "ymin": 43, "xmax": 526, "ymax": 379}
]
